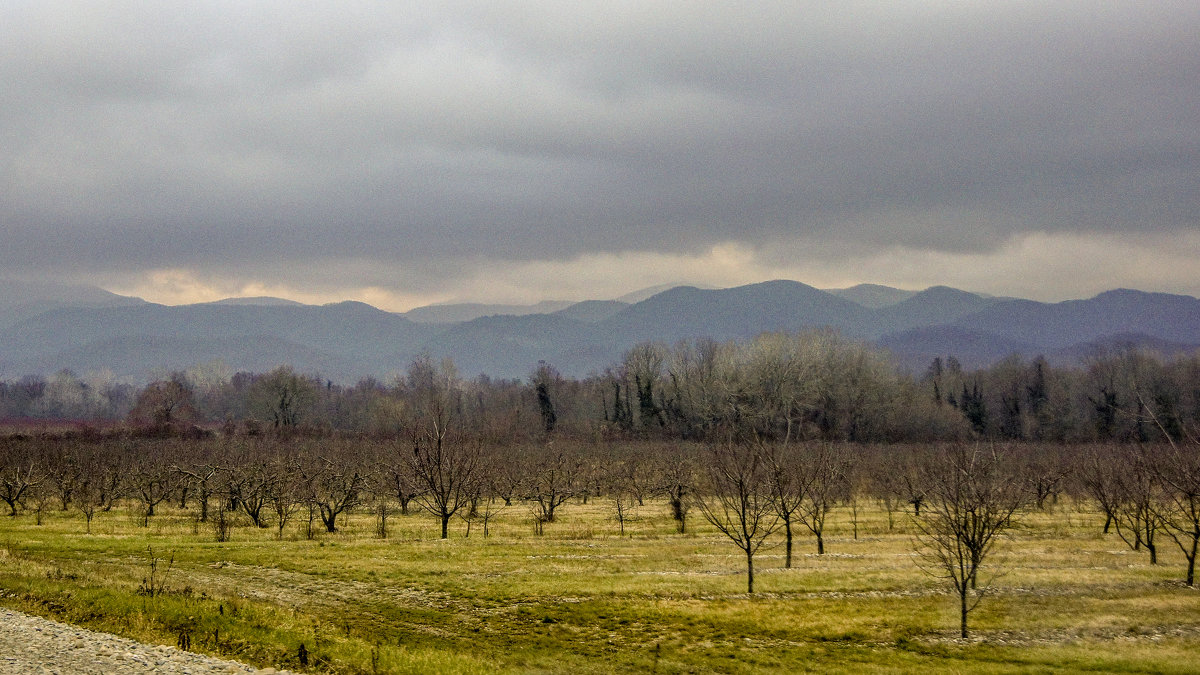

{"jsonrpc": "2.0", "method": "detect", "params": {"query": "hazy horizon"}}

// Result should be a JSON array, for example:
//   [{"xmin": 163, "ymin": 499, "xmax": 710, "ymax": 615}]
[{"xmin": 17, "ymin": 276, "xmax": 1197, "ymax": 313}]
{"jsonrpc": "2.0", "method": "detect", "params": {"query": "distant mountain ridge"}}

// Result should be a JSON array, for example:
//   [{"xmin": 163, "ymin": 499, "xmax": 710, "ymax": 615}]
[
  {"xmin": 825, "ymin": 283, "xmax": 919, "ymax": 309},
  {"xmin": 402, "ymin": 300, "xmax": 575, "ymax": 324},
  {"xmin": 1, "ymin": 280, "xmax": 1197, "ymax": 382},
  {"xmin": 0, "ymin": 278, "xmax": 145, "ymax": 330}
]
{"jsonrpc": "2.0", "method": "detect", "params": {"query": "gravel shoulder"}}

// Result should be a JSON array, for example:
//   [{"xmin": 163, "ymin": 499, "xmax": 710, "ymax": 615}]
[{"xmin": 0, "ymin": 608, "xmax": 296, "ymax": 675}]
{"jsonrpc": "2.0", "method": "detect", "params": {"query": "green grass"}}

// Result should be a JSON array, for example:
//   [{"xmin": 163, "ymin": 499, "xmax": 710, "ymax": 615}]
[{"xmin": 1, "ymin": 497, "xmax": 1197, "ymax": 673}]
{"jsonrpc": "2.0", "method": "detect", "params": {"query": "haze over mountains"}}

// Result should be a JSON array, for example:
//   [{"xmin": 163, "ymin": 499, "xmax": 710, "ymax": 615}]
[{"xmin": 1, "ymin": 279, "xmax": 1197, "ymax": 383}]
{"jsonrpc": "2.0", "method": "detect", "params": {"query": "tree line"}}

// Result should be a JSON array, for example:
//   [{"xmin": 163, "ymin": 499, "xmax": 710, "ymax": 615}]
[{"xmin": 1, "ymin": 331, "xmax": 1197, "ymax": 445}]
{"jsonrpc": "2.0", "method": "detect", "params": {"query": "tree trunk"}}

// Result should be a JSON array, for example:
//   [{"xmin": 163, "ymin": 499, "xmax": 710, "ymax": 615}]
[
  {"xmin": 816, "ymin": 532, "xmax": 824, "ymax": 555},
  {"xmin": 441, "ymin": 514, "xmax": 450, "ymax": 539},
  {"xmin": 960, "ymin": 587, "xmax": 969, "ymax": 638},
  {"xmin": 746, "ymin": 550, "xmax": 755, "ymax": 594},
  {"xmin": 1187, "ymin": 530, "xmax": 1197, "ymax": 587},
  {"xmin": 784, "ymin": 520, "xmax": 793, "ymax": 569}
]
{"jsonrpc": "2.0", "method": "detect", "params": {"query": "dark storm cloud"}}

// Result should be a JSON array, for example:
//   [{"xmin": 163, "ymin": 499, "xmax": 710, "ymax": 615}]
[{"xmin": 1, "ymin": 1, "xmax": 1198, "ymax": 297}]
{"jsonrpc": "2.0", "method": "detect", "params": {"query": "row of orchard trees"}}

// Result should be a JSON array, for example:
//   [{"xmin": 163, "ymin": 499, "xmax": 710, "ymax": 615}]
[
  {"xmin": 1, "ymin": 333, "xmax": 1199, "ymax": 445},
  {"xmin": 3, "ymin": 432, "xmax": 1199, "ymax": 636},
  {"xmin": 689, "ymin": 434, "xmax": 1200, "ymax": 637},
  {"xmin": 0, "ymin": 432, "xmax": 717, "ymax": 541}
]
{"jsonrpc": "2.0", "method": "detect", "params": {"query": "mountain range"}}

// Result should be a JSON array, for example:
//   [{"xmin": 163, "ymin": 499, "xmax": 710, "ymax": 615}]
[{"xmin": 1, "ymin": 279, "xmax": 1197, "ymax": 383}]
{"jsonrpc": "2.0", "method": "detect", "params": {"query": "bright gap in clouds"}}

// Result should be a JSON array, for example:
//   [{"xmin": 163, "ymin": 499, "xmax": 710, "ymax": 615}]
[{"xmin": 107, "ymin": 231, "xmax": 1200, "ymax": 311}]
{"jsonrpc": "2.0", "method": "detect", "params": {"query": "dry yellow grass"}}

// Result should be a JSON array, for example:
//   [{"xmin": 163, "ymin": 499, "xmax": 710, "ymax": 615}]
[{"xmin": 1, "ymin": 493, "xmax": 1197, "ymax": 673}]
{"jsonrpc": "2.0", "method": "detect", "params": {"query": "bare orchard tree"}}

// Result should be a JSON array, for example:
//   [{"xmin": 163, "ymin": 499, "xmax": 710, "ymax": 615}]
[
  {"xmin": 174, "ymin": 462, "xmax": 219, "ymax": 523},
  {"xmin": 655, "ymin": 444, "xmax": 695, "ymax": 534},
  {"xmin": 93, "ymin": 447, "xmax": 127, "ymax": 512},
  {"xmin": 796, "ymin": 443, "xmax": 848, "ymax": 555},
  {"xmin": 914, "ymin": 444, "xmax": 1025, "ymax": 639},
  {"xmin": 402, "ymin": 354, "xmax": 480, "ymax": 539},
  {"xmin": 693, "ymin": 441, "xmax": 779, "ymax": 594},
  {"xmin": 1143, "ymin": 401, "xmax": 1200, "ymax": 585},
  {"xmin": 616, "ymin": 447, "xmax": 654, "ymax": 507},
  {"xmin": 74, "ymin": 465, "xmax": 105, "ymax": 535},
  {"xmin": 1108, "ymin": 446, "xmax": 1165, "ymax": 564},
  {"xmin": 382, "ymin": 458, "xmax": 424, "ymax": 516},
  {"xmin": 1155, "ymin": 441, "xmax": 1200, "ymax": 586},
  {"xmin": 225, "ymin": 456, "xmax": 276, "ymax": 529},
  {"xmin": 524, "ymin": 445, "xmax": 579, "ymax": 533},
  {"xmin": 406, "ymin": 431, "xmax": 481, "ymax": 539},
  {"xmin": 265, "ymin": 457, "xmax": 306, "ymax": 540},
  {"xmin": 860, "ymin": 445, "xmax": 909, "ymax": 531},
  {"xmin": 765, "ymin": 441, "xmax": 810, "ymax": 568},
  {"xmin": 484, "ymin": 445, "xmax": 525, "ymax": 507},
  {"xmin": 476, "ymin": 451, "xmax": 515, "ymax": 538},
  {"xmin": 303, "ymin": 455, "xmax": 366, "ymax": 533},
  {"xmin": 1078, "ymin": 445, "xmax": 1124, "ymax": 535},
  {"xmin": 128, "ymin": 444, "xmax": 179, "ymax": 524},
  {"xmin": 367, "ymin": 471, "xmax": 394, "ymax": 539},
  {"xmin": 1016, "ymin": 444, "xmax": 1069, "ymax": 511},
  {"xmin": 0, "ymin": 446, "xmax": 39, "ymax": 517},
  {"xmin": 42, "ymin": 444, "xmax": 83, "ymax": 511}
]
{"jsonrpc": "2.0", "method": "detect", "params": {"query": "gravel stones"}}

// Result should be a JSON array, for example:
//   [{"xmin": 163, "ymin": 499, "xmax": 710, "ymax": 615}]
[{"xmin": 0, "ymin": 608, "xmax": 296, "ymax": 675}]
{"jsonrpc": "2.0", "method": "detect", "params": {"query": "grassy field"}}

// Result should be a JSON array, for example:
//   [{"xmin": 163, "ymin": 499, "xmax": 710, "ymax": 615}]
[{"xmin": 0, "ymin": 494, "xmax": 1197, "ymax": 674}]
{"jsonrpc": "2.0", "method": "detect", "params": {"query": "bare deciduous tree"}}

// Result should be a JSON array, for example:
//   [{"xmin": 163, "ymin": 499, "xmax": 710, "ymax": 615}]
[
  {"xmin": 265, "ymin": 458, "xmax": 305, "ymax": 539},
  {"xmin": 796, "ymin": 443, "xmax": 847, "ymax": 555},
  {"xmin": 765, "ymin": 441, "xmax": 809, "ymax": 568},
  {"xmin": 382, "ymin": 459, "xmax": 423, "ymax": 516},
  {"xmin": 654, "ymin": 445, "xmax": 695, "ymax": 534},
  {"xmin": 1108, "ymin": 446, "xmax": 1164, "ymax": 564},
  {"xmin": 402, "ymin": 354, "xmax": 480, "ymax": 539},
  {"xmin": 1156, "ymin": 443, "xmax": 1200, "ymax": 586},
  {"xmin": 694, "ymin": 441, "xmax": 779, "ymax": 594},
  {"xmin": 0, "ymin": 452, "xmax": 38, "ymax": 517},
  {"xmin": 304, "ymin": 456, "xmax": 365, "ymax": 533},
  {"xmin": 407, "ymin": 432, "xmax": 480, "ymax": 539},
  {"xmin": 1144, "ymin": 403, "xmax": 1200, "ymax": 585},
  {"xmin": 174, "ymin": 463, "xmax": 218, "ymax": 523},
  {"xmin": 129, "ymin": 446, "xmax": 179, "ymax": 524},
  {"xmin": 914, "ymin": 444, "xmax": 1025, "ymax": 638},
  {"xmin": 1079, "ymin": 446, "xmax": 1124, "ymax": 535},
  {"xmin": 249, "ymin": 366, "xmax": 318, "ymax": 429},
  {"xmin": 525, "ymin": 446, "xmax": 578, "ymax": 532}
]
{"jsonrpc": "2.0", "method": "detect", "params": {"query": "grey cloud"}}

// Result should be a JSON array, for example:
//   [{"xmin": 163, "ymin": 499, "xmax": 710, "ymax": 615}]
[{"xmin": 1, "ymin": 1, "xmax": 1198, "ymax": 295}]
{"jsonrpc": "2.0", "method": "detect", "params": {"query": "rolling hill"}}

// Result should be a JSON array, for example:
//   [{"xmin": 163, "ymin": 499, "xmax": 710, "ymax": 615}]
[{"xmin": 1, "ymin": 280, "xmax": 1197, "ymax": 382}]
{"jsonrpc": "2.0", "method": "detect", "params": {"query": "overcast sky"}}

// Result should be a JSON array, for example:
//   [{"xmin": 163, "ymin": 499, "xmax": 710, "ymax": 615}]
[{"xmin": 3, "ymin": 1, "xmax": 1198, "ymax": 310}]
